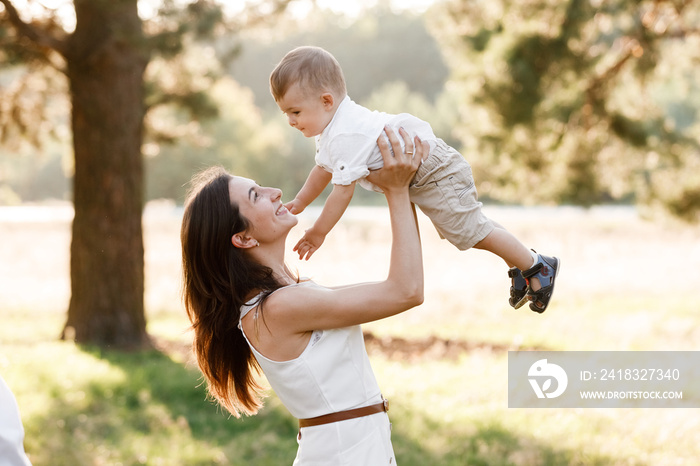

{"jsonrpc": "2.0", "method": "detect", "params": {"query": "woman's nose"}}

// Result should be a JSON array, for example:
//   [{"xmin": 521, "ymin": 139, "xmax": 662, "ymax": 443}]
[{"xmin": 264, "ymin": 187, "xmax": 282, "ymax": 201}]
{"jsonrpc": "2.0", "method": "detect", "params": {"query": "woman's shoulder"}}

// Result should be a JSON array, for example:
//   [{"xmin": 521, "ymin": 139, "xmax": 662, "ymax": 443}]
[
  {"xmin": 276, "ymin": 279, "xmax": 324, "ymax": 295},
  {"xmin": 263, "ymin": 279, "xmax": 326, "ymax": 307},
  {"xmin": 280, "ymin": 278, "xmax": 319, "ymax": 289},
  {"xmin": 245, "ymin": 279, "xmax": 318, "ymax": 303},
  {"xmin": 248, "ymin": 280, "xmax": 332, "ymax": 333}
]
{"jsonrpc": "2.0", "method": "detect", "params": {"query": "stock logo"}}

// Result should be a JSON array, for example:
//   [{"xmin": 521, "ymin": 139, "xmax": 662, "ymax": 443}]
[{"xmin": 528, "ymin": 359, "xmax": 568, "ymax": 399}]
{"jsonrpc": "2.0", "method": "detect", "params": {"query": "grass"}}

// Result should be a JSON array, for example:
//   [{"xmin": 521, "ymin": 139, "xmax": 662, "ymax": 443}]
[{"xmin": 1, "ymin": 203, "xmax": 699, "ymax": 465}]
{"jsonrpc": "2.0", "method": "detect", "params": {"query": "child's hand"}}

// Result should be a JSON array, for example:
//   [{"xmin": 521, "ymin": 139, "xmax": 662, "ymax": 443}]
[
  {"xmin": 285, "ymin": 198, "xmax": 306, "ymax": 215},
  {"xmin": 293, "ymin": 228, "xmax": 326, "ymax": 261}
]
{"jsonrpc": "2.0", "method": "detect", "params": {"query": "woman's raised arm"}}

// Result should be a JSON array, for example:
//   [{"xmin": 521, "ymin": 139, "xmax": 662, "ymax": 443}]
[{"xmin": 366, "ymin": 126, "xmax": 425, "ymax": 307}]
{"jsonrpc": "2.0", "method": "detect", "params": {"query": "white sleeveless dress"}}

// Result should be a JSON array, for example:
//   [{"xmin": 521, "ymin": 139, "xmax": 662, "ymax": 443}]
[{"xmin": 239, "ymin": 281, "xmax": 396, "ymax": 465}]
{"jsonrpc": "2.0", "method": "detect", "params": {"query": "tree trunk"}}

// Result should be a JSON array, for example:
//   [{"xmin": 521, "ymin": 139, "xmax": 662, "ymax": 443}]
[{"xmin": 61, "ymin": 0, "xmax": 150, "ymax": 348}]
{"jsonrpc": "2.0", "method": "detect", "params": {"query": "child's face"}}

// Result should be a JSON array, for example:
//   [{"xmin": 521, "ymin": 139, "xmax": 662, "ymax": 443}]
[{"xmin": 276, "ymin": 82, "xmax": 335, "ymax": 138}]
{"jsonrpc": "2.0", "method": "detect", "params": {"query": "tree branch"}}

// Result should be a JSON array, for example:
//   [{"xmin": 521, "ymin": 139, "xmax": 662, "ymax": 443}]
[
  {"xmin": 0, "ymin": 0, "xmax": 67, "ymax": 55},
  {"xmin": 231, "ymin": 0, "xmax": 293, "ymax": 29},
  {"xmin": 586, "ymin": 47, "xmax": 635, "ymax": 103},
  {"xmin": 583, "ymin": 0, "xmax": 697, "ymax": 108}
]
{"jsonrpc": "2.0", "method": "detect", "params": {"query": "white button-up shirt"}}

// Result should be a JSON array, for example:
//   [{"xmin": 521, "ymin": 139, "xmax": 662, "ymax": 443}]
[{"xmin": 315, "ymin": 96, "xmax": 436, "ymax": 192}]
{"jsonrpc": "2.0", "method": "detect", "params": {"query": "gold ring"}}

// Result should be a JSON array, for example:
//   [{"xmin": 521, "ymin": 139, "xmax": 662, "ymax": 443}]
[{"xmin": 405, "ymin": 151, "xmax": 414, "ymax": 155}]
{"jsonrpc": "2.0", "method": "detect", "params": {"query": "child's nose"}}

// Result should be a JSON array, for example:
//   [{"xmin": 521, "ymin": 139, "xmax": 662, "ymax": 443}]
[{"xmin": 288, "ymin": 115, "xmax": 296, "ymax": 127}]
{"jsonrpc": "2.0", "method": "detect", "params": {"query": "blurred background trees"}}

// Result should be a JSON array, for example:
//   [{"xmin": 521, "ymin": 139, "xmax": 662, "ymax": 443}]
[
  {"xmin": 145, "ymin": 4, "xmax": 455, "ymax": 205},
  {"xmin": 3, "ymin": 0, "xmax": 698, "ymax": 219},
  {"xmin": 0, "ymin": 0, "xmax": 293, "ymax": 348},
  {"xmin": 1, "ymin": 0, "xmax": 699, "ymax": 347},
  {"xmin": 432, "ymin": 0, "xmax": 700, "ymax": 221}
]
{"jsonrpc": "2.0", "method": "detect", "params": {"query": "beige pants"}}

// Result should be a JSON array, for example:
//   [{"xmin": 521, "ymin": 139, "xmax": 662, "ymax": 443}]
[{"xmin": 409, "ymin": 139, "xmax": 494, "ymax": 250}]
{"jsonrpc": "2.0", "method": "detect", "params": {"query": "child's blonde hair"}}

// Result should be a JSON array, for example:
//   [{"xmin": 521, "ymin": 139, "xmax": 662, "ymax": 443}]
[{"xmin": 270, "ymin": 46, "xmax": 347, "ymax": 102}]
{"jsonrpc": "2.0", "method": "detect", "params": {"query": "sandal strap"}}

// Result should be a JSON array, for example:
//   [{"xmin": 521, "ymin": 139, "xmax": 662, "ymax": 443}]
[
  {"xmin": 521, "ymin": 261, "xmax": 543, "ymax": 279},
  {"xmin": 529, "ymin": 285, "xmax": 554, "ymax": 313},
  {"xmin": 508, "ymin": 267, "xmax": 529, "ymax": 309},
  {"xmin": 525, "ymin": 254, "xmax": 560, "ymax": 313}
]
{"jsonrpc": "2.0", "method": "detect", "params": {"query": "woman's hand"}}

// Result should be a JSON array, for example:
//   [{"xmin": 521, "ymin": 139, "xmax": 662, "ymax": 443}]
[{"xmin": 366, "ymin": 126, "xmax": 426, "ymax": 193}]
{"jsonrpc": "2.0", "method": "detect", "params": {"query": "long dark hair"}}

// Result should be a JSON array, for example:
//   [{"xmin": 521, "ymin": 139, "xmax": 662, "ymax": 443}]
[{"xmin": 180, "ymin": 166, "xmax": 284, "ymax": 416}]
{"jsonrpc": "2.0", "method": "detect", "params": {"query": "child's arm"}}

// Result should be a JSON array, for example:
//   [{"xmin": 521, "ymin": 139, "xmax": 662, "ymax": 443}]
[
  {"xmin": 285, "ymin": 165, "xmax": 332, "ymax": 215},
  {"xmin": 294, "ymin": 182, "xmax": 355, "ymax": 261}
]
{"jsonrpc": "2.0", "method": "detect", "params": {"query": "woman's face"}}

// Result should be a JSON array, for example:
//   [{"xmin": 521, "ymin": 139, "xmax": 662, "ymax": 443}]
[{"xmin": 228, "ymin": 176, "xmax": 298, "ymax": 244}]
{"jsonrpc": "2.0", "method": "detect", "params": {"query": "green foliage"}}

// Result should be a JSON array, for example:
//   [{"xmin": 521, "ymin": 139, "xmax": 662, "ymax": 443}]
[
  {"xmin": 146, "ymin": 0, "xmax": 228, "ymax": 58},
  {"xmin": 146, "ymin": 7, "xmax": 455, "ymax": 203},
  {"xmin": 3, "ymin": 1, "xmax": 700, "ymax": 222},
  {"xmin": 145, "ymin": 77, "xmax": 314, "ymax": 201},
  {"xmin": 227, "ymin": 6, "xmax": 449, "ymax": 111},
  {"xmin": 362, "ymin": 80, "xmax": 461, "ymax": 148},
  {"xmin": 430, "ymin": 0, "xmax": 700, "ymax": 219}
]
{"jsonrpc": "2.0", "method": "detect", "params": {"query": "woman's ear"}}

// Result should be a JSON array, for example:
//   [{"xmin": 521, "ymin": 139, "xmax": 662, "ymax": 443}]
[{"xmin": 231, "ymin": 233, "xmax": 259, "ymax": 249}]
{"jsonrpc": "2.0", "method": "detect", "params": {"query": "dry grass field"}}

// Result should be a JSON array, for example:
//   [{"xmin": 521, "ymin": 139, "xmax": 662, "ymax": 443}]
[{"xmin": 1, "ymin": 201, "xmax": 699, "ymax": 465}]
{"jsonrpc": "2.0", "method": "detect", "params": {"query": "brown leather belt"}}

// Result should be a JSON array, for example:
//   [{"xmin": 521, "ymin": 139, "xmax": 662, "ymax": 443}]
[{"xmin": 298, "ymin": 397, "xmax": 389, "ymax": 429}]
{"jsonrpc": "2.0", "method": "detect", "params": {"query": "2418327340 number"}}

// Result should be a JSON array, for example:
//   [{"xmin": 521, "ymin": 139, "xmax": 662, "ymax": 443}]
[{"xmin": 599, "ymin": 368, "xmax": 680, "ymax": 381}]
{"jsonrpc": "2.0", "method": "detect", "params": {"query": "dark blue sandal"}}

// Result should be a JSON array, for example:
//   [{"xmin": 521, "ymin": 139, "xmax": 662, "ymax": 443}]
[
  {"xmin": 508, "ymin": 267, "xmax": 529, "ymax": 309},
  {"xmin": 521, "ymin": 252, "xmax": 560, "ymax": 314}
]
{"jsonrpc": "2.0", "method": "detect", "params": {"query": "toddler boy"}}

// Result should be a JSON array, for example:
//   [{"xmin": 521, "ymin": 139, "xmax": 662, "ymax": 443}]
[{"xmin": 270, "ymin": 46, "xmax": 559, "ymax": 313}]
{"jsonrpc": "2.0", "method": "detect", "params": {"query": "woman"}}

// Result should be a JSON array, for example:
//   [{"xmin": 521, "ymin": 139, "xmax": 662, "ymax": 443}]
[
  {"xmin": 0, "ymin": 374, "xmax": 31, "ymax": 466},
  {"xmin": 181, "ymin": 127, "xmax": 427, "ymax": 465}
]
